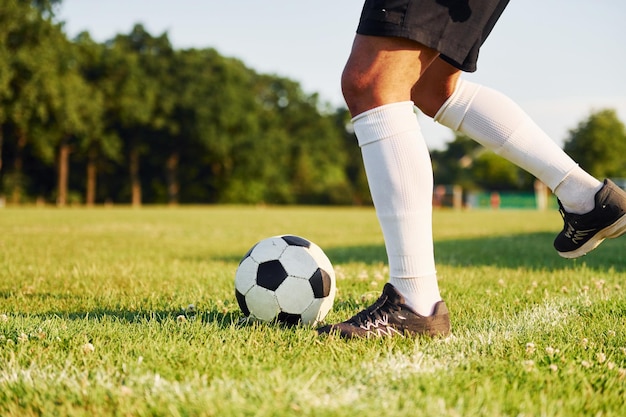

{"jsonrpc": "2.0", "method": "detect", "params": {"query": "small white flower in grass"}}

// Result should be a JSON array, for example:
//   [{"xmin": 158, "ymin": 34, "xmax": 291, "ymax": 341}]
[
  {"xmin": 618, "ymin": 368, "xmax": 626, "ymax": 380},
  {"xmin": 82, "ymin": 342, "xmax": 95, "ymax": 354},
  {"xmin": 137, "ymin": 356, "xmax": 144, "ymax": 365},
  {"xmin": 561, "ymin": 286, "xmax": 569, "ymax": 293},
  {"xmin": 545, "ymin": 346, "xmax": 555, "ymax": 357},
  {"xmin": 621, "ymin": 347, "xmax": 626, "ymax": 356},
  {"xmin": 0, "ymin": 314, "xmax": 7, "ymax": 322},
  {"xmin": 17, "ymin": 333, "xmax": 28, "ymax": 343},
  {"xmin": 581, "ymin": 338, "xmax": 589, "ymax": 349},
  {"xmin": 581, "ymin": 360, "xmax": 591, "ymax": 369},
  {"xmin": 596, "ymin": 353, "xmax": 606, "ymax": 364},
  {"xmin": 186, "ymin": 304, "xmax": 196, "ymax": 314},
  {"xmin": 120, "ymin": 386, "xmax": 133, "ymax": 396},
  {"xmin": 607, "ymin": 362, "xmax": 615, "ymax": 370},
  {"xmin": 176, "ymin": 315, "xmax": 187, "ymax": 323},
  {"xmin": 549, "ymin": 364, "xmax": 558, "ymax": 373},
  {"xmin": 607, "ymin": 330, "xmax": 616, "ymax": 338},
  {"xmin": 498, "ymin": 279, "xmax": 505, "ymax": 287},
  {"xmin": 526, "ymin": 342, "xmax": 536, "ymax": 355},
  {"xmin": 581, "ymin": 285, "xmax": 589, "ymax": 294}
]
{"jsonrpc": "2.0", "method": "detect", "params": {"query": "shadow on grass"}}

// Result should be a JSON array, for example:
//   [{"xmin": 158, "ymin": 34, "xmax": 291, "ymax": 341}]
[
  {"xmin": 20, "ymin": 306, "xmax": 242, "ymax": 329},
  {"xmin": 208, "ymin": 231, "xmax": 626, "ymax": 272},
  {"xmin": 323, "ymin": 231, "xmax": 626, "ymax": 272}
]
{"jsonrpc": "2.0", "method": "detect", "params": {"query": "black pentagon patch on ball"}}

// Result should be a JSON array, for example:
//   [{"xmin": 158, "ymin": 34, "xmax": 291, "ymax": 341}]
[
  {"xmin": 256, "ymin": 260, "xmax": 288, "ymax": 291},
  {"xmin": 281, "ymin": 235, "xmax": 311, "ymax": 248},
  {"xmin": 235, "ymin": 289, "xmax": 250, "ymax": 316},
  {"xmin": 309, "ymin": 268, "xmax": 332, "ymax": 298},
  {"xmin": 277, "ymin": 312, "xmax": 302, "ymax": 326}
]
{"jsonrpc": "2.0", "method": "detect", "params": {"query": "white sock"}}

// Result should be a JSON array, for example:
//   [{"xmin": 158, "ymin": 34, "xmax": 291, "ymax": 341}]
[
  {"xmin": 553, "ymin": 168, "xmax": 603, "ymax": 213},
  {"xmin": 434, "ymin": 80, "xmax": 602, "ymax": 214},
  {"xmin": 353, "ymin": 101, "xmax": 441, "ymax": 316}
]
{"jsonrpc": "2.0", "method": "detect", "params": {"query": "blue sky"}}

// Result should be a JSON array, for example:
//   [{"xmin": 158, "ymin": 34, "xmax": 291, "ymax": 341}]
[{"xmin": 57, "ymin": 0, "xmax": 626, "ymax": 150}]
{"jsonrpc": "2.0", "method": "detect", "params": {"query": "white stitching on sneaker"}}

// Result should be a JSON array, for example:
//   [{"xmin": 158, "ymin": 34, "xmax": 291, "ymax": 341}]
[
  {"xmin": 564, "ymin": 224, "xmax": 595, "ymax": 243},
  {"xmin": 360, "ymin": 314, "xmax": 404, "ymax": 337}
]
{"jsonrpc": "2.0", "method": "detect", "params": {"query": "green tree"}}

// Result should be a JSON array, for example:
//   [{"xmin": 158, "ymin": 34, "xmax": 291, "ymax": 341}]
[
  {"xmin": 0, "ymin": 2, "xmax": 20, "ymax": 194},
  {"xmin": 0, "ymin": 0, "xmax": 67, "ymax": 203},
  {"xmin": 100, "ymin": 25, "xmax": 162, "ymax": 206},
  {"xmin": 563, "ymin": 109, "xmax": 626, "ymax": 179},
  {"xmin": 72, "ymin": 32, "xmax": 118, "ymax": 206},
  {"xmin": 33, "ymin": 24, "xmax": 106, "ymax": 206},
  {"xmin": 335, "ymin": 108, "xmax": 370, "ymax": 205}
]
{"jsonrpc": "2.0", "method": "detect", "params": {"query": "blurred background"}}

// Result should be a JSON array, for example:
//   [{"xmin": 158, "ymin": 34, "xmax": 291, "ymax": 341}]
[{"xmin": 1, "ymin": 0, "xmax": 625, "ymax": 208}]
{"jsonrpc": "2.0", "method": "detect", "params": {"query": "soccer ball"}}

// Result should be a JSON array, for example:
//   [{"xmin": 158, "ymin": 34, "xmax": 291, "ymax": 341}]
[{"xmin": 234, "ymin": 235, "xmax": 336, "ymax": 326}]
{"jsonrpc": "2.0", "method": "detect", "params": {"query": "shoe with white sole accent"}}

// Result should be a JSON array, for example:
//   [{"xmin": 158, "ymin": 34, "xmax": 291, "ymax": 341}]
[
  {"xmin": 554, "ymin": 179, "xmax": 626, "ymax": 258},
  {"xmin": 317, "ymin": 283, "xmax": 450, "ymax": 339}
]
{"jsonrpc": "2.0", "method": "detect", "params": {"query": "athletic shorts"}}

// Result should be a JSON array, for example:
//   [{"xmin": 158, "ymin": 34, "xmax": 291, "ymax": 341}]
[{"xmin": 356, "ymin": 0, "xmax": 510, "ymax": 72}]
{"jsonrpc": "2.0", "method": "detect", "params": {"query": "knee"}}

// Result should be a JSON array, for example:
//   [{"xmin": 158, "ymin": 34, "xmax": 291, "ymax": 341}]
[{"xmin": 341, "ymin": 65, "xmax": 375, "ymax": 116}]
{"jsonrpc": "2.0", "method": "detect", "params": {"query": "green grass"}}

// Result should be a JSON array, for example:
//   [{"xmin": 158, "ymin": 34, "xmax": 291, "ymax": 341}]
[{"xmin": 0, "ymin": 206, "xmax": 625, "ymax": 416}]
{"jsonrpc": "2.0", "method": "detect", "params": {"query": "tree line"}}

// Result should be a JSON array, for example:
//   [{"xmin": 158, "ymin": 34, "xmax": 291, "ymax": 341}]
[
  {"xmin": 1, "ymin": 1, "xmax": 373, "ymax": 206},
  {"xmin": 2, "ymin": 1, "xmax": 625, "ymax": 206}
]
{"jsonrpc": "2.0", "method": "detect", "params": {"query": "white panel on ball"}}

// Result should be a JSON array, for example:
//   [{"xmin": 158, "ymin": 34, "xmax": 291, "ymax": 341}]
[
  {"xmin": 250, "ymin": 237, "xmax": 288, "ymax": 263},
  {"xmin": 275, "ymin": 277, "xmax": 314, "ymax": 314},
  {"xmin": 306, "ymin": 243, "xmax": 334, "ymax": 275},
  {"xmin": 301, "ymin": 297, "xmax": 332, "ymax": 325},
  {"xmin": 280, "ymin": 246, "xmax": 319, "ymax": 279},
  {"xmin": 245, "ymin": 286, "xmax": 280, "ymax": 321},
  {"xmin": 234, "ymin": 256, "xmax": 258, "ymax": 294}
]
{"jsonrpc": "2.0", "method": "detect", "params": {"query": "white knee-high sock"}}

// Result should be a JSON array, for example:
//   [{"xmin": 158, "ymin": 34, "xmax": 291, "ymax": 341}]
[
  {"xmin": 353, "ymin": 101, "xmax": 441, "ymax": 316},
  {"xmin": 434, "ymin": 80, "xmax": 602, "ymax": 214}
]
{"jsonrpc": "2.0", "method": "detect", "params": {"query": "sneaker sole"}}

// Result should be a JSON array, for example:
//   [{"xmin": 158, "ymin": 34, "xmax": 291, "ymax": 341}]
[{"xmin": 558, "ymin": 214, "xmax": 626, "ymax": 259}]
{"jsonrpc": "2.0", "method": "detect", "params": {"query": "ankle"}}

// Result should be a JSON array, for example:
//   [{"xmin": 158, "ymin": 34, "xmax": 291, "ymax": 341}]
[{"xmin": 389, "ymin": 276, "xmax": 441, "ymax": 316}]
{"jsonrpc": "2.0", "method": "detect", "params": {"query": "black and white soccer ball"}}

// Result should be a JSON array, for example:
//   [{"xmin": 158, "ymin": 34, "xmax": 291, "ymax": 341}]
[{"xmin": 235, "ymin": 235, "xmax": 336, "ymax": 326}]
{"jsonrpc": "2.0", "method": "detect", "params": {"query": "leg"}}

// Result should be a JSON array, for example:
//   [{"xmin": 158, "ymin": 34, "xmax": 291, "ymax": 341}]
[
  {"xmin": 319, "ymin": 0, "xmax": 510, "ymax": 338},
  {"xmin": 318, "ymin": 35, "xmax": 451, "ymax": 338},
  {"xmin": 419, "ymin": 59, "xmax": 626, "ymax": 258}
]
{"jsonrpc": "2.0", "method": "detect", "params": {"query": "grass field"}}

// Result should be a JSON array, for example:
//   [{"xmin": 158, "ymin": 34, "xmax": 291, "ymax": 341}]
[{"xmin": 1, "ymin": 206, "xmax": 625, "ymax": 416}]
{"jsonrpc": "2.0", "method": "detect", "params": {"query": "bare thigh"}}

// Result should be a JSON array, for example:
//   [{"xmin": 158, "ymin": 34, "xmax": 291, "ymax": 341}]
[{"xmin": 341, "ymin": 34, "xmax": 440, "ymax": 116}]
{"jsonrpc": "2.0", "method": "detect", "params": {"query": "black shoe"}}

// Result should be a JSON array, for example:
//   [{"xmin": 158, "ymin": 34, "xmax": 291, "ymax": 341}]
[
  {"xmin": 554, "ymin": 179, "xmax": 626, "ymax": 258},
  {"xmin": 317, "ymin": 283, "xmax": 450, "ymax": 339}
]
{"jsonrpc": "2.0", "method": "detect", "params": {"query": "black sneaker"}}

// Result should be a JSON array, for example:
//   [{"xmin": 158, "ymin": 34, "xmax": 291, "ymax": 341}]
[
  {"xmin": 554, "ymin": 179, "xmax": 626, "ymax": 258},
  {"xmin": 317, "ymin": 283, "xmax": 450, "ymax": 339}
]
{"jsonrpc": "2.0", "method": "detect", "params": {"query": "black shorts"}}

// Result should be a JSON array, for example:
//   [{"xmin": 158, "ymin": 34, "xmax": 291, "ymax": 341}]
[{"xmin": 356, "ymin": 0, "xmax": 510, "ymax": 72}]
